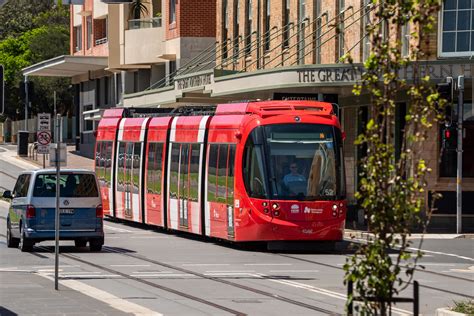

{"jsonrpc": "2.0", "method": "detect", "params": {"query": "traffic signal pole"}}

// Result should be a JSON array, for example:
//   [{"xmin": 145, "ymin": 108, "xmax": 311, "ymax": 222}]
[{"xmin": 456, "ymin": 76, "xmax": 464, "ymax": 234}]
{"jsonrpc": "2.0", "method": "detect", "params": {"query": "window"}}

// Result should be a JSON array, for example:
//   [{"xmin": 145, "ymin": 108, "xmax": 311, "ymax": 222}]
[
  {"xmin": 283, "ymin": 0, "xmax": 290, "ymax": 48},
  {"xmin": 207, "ymin": 144, "xmax": 236, "ymax": 204},
  {"xmin": 439, "ymin": 102, "xmax": 474, "ymax": 177},
  {"xmin": 169, "ymin": 143, "xmax": 180, "ymax": 198},
  {"xmin": 83, "ymin": 104, "xmax": 93, "ymax": 132},
  {"xmin": 86, "ymin": 16, "xmax": 92, "ymax": 50},
  {"xmin": 33, "ymin": 174, "xmax": 98, "ymax": 198},
  {"xmin": 74, "ymin": 25, "xmax": 82, "ymax": 51},
  {"xmin": 217, "ymin": 145, "xmax": 228, "ymax": 203},
  {"xmin": 189, "ymin": 144, "xmax": 200, "ymax": 201},
  {"xmin": 245, "ymin": 0, "xmax": 253, "ymax": 55},
  {"xmin": 117, "ymin": 142, "xmax": 126, "ymax": 192},
  {"xmin": 264, "ymin": 0, "xmax": 271, "ymax": 51},
  {"xmin": 207, "ymin": 144, "xmax": 219, "ymax": 202},
  {"xmin": 223, "ymin": 0, "xmax": 229, "ymax": 59},
  {"xmin": 440, "ymin": 0, "xmax": 474, "ymax": 56},
  {"xmin": 362, "ymin": 0, "xmax": 372, "ymax": 61},
  {"xmin": 147, "ymin": 143, "xmax": 163, "ymax": 194},
  {"xmin": 13, "ymin": 174, "xmax": 31, "ymax": 198},
  {"xmin": 94, "ymin": 17, "xmax": 107, "ymax": 45},
  {"xmin": 132, "ymin": 143, "xmax": 141, "ymax": 195},
  {"xmin": 104, "ymin": 76, "xmax": 109, "ymax": 105},
  {"xmin": 338, "ymin": 0, "xmax": 345, "ymax": 60},
  {"xmin": 170, "ymin": 0, "xmax": 176, "ymax": 24},
  {"xmin": 401, "ymin": 23, "xmax": 410, "ymax": 57},
  {"xmin": 233, "ymin": 0, "xmax": 240, "ymax": 62}
]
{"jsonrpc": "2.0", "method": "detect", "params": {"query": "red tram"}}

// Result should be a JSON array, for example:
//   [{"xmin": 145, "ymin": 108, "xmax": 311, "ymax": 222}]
[{"xmin": 95, "ymin": 101, "xmax": 347, "ymax": 243}]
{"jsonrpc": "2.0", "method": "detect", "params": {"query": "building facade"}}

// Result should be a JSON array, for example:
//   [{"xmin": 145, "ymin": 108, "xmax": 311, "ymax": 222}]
[{"xmin": 122, "ymin": 0, "xmax": 473, "ymax": 231}]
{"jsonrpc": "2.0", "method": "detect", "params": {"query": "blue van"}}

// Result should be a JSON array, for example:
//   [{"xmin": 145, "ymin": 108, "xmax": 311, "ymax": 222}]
[{"xmin": 3, "ymin": 169, "xmax": 104, "ymax": 252}]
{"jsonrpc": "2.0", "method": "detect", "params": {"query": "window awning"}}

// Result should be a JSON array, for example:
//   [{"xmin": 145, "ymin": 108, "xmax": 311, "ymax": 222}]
[{"xmin": 22, "ymin": 55, "xmax": 108, "ymax": 77}]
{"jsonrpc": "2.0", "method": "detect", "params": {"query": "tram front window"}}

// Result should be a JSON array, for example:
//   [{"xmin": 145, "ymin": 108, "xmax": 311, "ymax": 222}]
[{"xmin": 243, "ymin": 124, "xmax": 344, "ymax": 200}]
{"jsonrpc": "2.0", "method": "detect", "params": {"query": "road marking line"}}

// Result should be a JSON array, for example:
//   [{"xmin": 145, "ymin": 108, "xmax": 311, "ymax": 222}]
[
  {"xmin": 445, "ymin": 266, "xmax": 474, "ymax": 274},
  {"xmin": 130, "ymin": 273, "xmax": 194, "ymax": 278},
  {"xmin": 244, "ymin": 263, "xmax": 292, "ymax": 266},
  {"xmin": 205, "ymin": 270, "xmax": 255, "ymax": 273},
  {"xmin": 351, "ymin": 237, "xmax": 474, "ymax": 261},
  {"xmin": 111, "ymin": 265, "xmax": 151, "ymax": 267},
  {"xmin": 37, "ymin": 271, "xmax": 163, "ymax": 316},
  {"xmin": 132, "ymin": 271, "xmax": 171, "ymax": 274},
  {"xmin": 104, "ymin": 225, "xmax": 134, "ymax": 233},
  {"xmin": 268, "ymin": 270, "xmax": 320, "ymax": 273},
  {"xmin": 257, "ymin": 274, "xmax": 412, "ymax": 316},
  {"xmin": 182, "ymin": 263, "xmax": 230, "ymax": 266},
  {"xmin": 60, "ymin": 274, "xmax": 121, "ymax": 279}
]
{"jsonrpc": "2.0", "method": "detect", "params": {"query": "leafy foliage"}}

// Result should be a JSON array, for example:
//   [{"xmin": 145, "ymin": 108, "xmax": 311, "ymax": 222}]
[
  {"xmin": 130, "ymin": 0, "xmax": 149, "ymax": 20},
  {"xmin": 342, "ymin": 0, "xmax": 444, "ymax": 313},
  {"xmin": 452, "ymin": 300, "xmax": 474, "ymax": 314},
  {"xmin": 0, "ymin": 2, "xmax": 71, "ymax": 120}
]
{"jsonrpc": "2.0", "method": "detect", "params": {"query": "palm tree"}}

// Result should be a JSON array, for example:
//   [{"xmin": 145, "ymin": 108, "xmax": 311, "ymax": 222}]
[{"xmin": 130, "ymin": 0, "xmax": 149, "ymax": 20}]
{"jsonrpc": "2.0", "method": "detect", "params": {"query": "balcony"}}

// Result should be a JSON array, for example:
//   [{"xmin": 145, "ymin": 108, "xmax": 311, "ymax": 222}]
[
  {"xmin": 128, "ymin": 17, "xmax": 162, "ymax": 30},
  {"xmin": 124, "ymin": 17, "xmax": 164, "ymax": 65}
]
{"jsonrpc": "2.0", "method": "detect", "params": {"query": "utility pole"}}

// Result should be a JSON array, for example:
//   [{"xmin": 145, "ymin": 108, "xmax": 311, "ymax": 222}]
[
  {"xmin": 54, "ymin": 113, "xmax": 61, "ymax": 290},
  {"xmin": 24, "ymin": 76, "xmax": 28, "ymax": 131},
  {"xmin": 456, "ymin": 75, "xmax": 464, "ymax": 234}
]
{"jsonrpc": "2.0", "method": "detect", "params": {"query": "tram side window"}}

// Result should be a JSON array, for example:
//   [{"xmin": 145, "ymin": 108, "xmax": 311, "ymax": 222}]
[
  {"xmin": 179, "ymin": 144, "xmax": 190, "ymax": 200},
  {"xmin": 132, "ymin": 143, "xmax": 141, "ymax": 194},
  {"xmin": 243, "ymin": 133, "xmax": 268, "ymax": 199},
  {"xmin": 104, "ymin": 141, "xmax": 113, "ymax": 186},
  {"xmin": 169, "ymin": 143, "xmax": 180, "ymax": 198},
  {"xmin": 189, "ymin": 144, "xmax": 200, "ymax": 201},
  {"xmin": 95, "ymin": 141, "xmax": 103, "ymax": 180},
  {"xmin": 117, "ymin": 142, "xmax": 127, "ymax": 192},
  {"xmin": 147, "ymin": 143, "xmax": 163, "ymax": 195},
  {"xmin": 227, "ymin": 145, "xmax": 236, "ymax": 204},
  {"xmin": 207, "ymin": 144, "xmax": 219, "ymax": 202},
  {"xmin": 217, "ymin": 145, "xmax": 228, "ymax": 203}
]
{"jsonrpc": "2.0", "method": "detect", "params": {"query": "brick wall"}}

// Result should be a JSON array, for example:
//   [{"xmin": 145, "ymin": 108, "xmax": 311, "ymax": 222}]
[{"xmin": 166, "ymin": 0, "xmax": 216, "ymax": 40}]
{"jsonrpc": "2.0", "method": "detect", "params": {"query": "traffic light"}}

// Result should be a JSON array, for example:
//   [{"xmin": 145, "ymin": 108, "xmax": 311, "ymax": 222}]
[
  {"xmin": 436, "ymin": 80, "xmax": 453, "ymax": 103},
  {"xmin": 441, "ymin": 124, "xmax": 457, "ymax": 151}
]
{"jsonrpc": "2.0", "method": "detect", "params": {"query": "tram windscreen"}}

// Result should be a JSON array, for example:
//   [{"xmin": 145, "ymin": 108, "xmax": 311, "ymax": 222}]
[{"xmin": 243, "ymin": 124, "xmax": 345, "ymax": 200}]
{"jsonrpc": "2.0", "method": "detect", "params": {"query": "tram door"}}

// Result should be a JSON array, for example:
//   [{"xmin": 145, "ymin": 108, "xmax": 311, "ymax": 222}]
[
  {"xmin": 124, "ymin": 143, "xmax": 133, "ymax": 219},
  {"xmin": 179, "ymin": 144, "xmax": 189, "ymax": 228}
]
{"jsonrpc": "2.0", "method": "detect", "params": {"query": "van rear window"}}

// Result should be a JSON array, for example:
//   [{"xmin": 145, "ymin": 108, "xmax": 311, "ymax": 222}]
[{"xmin": 33, "ymin": 174, "xmax": 99, "ymax": 198}]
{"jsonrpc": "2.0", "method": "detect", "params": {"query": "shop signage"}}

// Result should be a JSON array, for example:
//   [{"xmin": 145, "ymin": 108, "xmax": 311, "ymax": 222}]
[
  {"xmin": 297, "ymin": 67, "xmax": 362, "ymax": 84},
  {"xmin": 175, "ymin": 73, "xmax": 213, "ymax": 90}
]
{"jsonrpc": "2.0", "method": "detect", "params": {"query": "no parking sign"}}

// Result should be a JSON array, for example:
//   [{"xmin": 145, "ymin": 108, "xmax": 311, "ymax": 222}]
[{"xmin": 37, "ymin": 113, "xmax": 51, "ymax": 154}]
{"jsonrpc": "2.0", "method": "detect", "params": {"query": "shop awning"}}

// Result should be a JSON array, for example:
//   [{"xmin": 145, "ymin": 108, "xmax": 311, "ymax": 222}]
[{"xmin": 22, "ymin": 55, "xmax": 108, "ymax": 77}]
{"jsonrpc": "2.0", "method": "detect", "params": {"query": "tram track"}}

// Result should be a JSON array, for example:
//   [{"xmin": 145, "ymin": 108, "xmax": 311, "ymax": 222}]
[
  {"xmin": 59, "ymin": 245, "xmax": 340, "ymax": 315},
  {"xmin": 275, "ymin": 253, "xmax": 474, "ymax": 299}
]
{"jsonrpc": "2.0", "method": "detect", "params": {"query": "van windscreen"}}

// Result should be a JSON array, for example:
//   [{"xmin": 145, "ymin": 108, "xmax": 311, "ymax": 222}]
[{"xmin": 33, "ymin": 174, "xmax": 99, "ymax": 198}]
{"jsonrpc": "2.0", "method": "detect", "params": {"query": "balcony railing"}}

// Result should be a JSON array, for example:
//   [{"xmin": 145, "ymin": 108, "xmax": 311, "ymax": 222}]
[
  {"xmin": 128, "ymin": 17, "xmax": 162, "ymax": 30},
  {"xmin": 95, "ymin": 37, "xmax": 108, "ymax": 45}
]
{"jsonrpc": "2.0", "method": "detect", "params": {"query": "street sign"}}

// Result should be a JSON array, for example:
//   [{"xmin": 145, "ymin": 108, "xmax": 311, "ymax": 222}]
[
  {"xmin": 37, "ymin": 113, "xmax": 52, "ymax": 155},
  {"xmin": 38, "ymin": 113, "xmax": 51, "ymax": 131},
  {"xmin": 49, "ymin": 143, "xmax": 67, "ymax": 167},
  {"xmin": 37, "ymin": 131, "xmax": 52, "ymax": 145}
]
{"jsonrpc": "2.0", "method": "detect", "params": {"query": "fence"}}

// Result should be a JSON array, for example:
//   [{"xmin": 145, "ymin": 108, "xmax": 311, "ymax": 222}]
[{"xmin": 1, "ymin": 116, "xmax": 76, "ymax": 144}]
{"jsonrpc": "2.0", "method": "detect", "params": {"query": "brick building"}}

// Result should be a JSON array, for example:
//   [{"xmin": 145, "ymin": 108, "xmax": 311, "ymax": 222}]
[{"xmin": 123, "ymin": 0, "xmax": 473, "ymax": 231}]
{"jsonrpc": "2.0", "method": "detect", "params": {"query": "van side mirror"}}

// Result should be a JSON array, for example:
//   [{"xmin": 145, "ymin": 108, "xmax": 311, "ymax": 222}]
[{"xmin": 2, "ymin": 190, "xmax": 12, "ymax": 199}]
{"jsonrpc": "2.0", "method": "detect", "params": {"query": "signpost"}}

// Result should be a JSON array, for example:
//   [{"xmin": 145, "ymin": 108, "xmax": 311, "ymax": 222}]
[
  {"xmin": 37, "ymin": 113, "xmax": 51, "ymax": 167},
  {"xmin": 54, "ymin": 114, "xmax": 61, "ymax": 291}
]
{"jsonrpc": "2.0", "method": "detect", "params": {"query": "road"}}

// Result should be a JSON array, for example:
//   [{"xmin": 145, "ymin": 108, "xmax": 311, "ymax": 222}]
[{"xmin": 0, "ymin": 144, "xmax": 472, "ymax": 315}]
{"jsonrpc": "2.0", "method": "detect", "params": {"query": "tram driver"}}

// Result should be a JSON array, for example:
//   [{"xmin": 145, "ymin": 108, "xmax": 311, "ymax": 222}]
[{"xmin": 283, "ymin": 162, "xmax": 307, "ymax": 196}]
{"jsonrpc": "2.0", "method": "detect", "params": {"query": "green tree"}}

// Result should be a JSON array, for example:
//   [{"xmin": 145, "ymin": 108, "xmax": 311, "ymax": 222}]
[
  {"xmin": 0, "ymin": 0, "xmax": 53, "ymax": 40},
  {"xmin": 342, "ymin": 0, "xmax": 444, "ymax": 314}
]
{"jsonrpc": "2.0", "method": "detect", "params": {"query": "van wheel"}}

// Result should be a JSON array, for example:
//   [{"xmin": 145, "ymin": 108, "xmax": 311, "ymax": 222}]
[
  {"xmin": 19, "ymin": 231, "xmax": 33, "ymax": 252},
  {"xmin": 74, "ymin": 240, "xmax": 87, "ymax": 248},
  {"xmin": 89, "ymin": 239, "xmax": 103, "ymax": 252},
  {"xmin": 6, "ymin": 220, "xmax": 19, "ymax": 248}
]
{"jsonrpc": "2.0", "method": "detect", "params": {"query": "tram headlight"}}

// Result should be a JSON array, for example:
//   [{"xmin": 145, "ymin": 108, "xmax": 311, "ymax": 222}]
[
  {"xmin": 332, "ymin": 204, "xmax": 338, "ymax": 211},
  {"xmin": 272, "ymin": 203, "xmax": 280, "ymax": 210},
  {"xmin": 263, "ymin": 208, "xmax": 270, "ymax": 214},
  {"xmin": 332, "ymin": 211, "xmax": 338, "ymax": 217},
  {"xmin": 273, "ymin": 210, "xmax": 280, "ymax": 217},
  {"xmin": 262, "ymin": 202, "xmax": 268, "ymax": 207}
]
